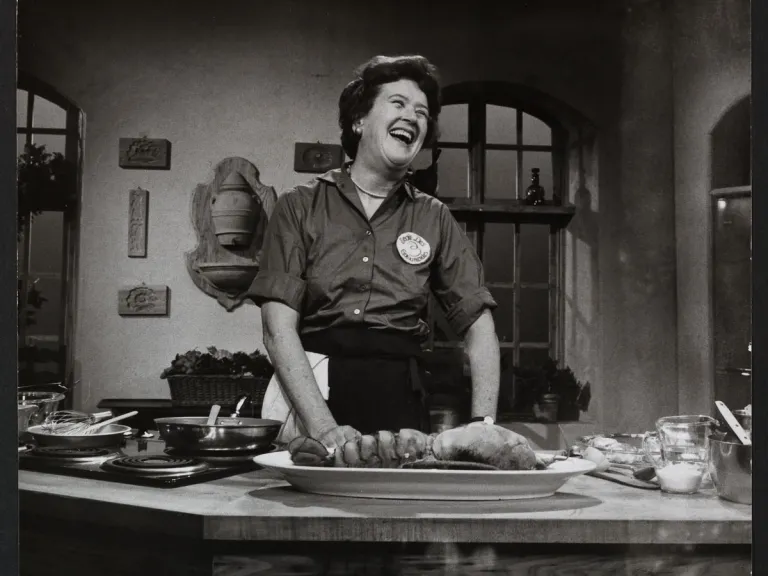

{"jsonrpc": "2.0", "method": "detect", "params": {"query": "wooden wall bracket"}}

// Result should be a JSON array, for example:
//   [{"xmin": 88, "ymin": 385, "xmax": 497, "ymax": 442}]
[{"xmin": 184, "ymin": 157, "xmax": 277, "ymax": 311}]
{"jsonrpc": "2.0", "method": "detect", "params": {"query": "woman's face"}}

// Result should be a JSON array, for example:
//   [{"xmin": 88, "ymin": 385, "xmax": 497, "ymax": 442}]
[{"xmin": 355, "ymin": 79, "xmax": 430, "ymax": 172}]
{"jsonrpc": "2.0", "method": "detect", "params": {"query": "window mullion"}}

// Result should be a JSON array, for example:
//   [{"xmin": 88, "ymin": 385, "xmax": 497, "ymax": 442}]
[
  {"xmin": 513, "ymin": 223, "xmax": 521, "ymax": 365},
  {"xmin": 516, "ymin": 109, "xmax": 523, "ymax": 200}
]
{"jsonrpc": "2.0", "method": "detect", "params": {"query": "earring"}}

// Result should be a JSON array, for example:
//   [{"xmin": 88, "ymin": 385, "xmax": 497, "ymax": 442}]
[{"xmin": 354, "ymin": 124, "xmax": 362, "ymax": 135}]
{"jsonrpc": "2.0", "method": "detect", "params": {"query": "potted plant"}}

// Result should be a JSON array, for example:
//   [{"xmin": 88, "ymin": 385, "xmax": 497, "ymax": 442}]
[
  {"xmin": 17, "ymin": 143, "xmax": 76, "ymax": 238},
  {"xmin": 503, "ymin": 355, "xmax": 591, "ymax": 422},
  {"xmin": 160, "ymin": 346, "xmax": 274, "ymax": 409}
]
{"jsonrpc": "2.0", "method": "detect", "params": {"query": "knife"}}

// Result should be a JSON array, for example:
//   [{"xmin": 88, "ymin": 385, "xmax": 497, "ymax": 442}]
[{"xmin": 588, "ymin": 469, "xmax": 660, "ymax": 490}]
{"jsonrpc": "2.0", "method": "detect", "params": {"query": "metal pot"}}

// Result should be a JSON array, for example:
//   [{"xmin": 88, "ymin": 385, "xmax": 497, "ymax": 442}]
[
  {"xmin": 155, "ymin": 416, "xmax": 281, "ymax": 452},
  {"xmin": 27, "ymin": 424, "xmax": 131, "ymax": 449},
  {"xmin": 708, "ymin": 433, "xmax": 751, "ymax": 505},
  {"xmin": 18, "ymin": 391, "xmax": 66, "ymax": 426}
]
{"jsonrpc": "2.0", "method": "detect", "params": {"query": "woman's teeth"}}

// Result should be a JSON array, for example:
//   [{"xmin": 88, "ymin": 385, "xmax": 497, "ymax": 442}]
[{"xmin": 389, "ymin": 129, "xmax": 414, "ymax": 144}]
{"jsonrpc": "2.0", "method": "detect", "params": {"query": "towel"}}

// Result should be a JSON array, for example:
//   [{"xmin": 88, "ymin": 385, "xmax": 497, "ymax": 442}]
[{"xmin": 260, "ymin": 351, "xmax": 329, "ymax": 445}]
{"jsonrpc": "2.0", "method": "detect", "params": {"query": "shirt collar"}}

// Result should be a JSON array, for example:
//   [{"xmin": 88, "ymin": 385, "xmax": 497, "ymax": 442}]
[{"xmin": 318, "ymin": 162, "xmax": 416, "ymax": 201}]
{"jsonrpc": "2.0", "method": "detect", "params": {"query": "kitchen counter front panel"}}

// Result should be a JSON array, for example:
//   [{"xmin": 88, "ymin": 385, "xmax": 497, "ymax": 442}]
[{"xmin": 18, "ymin": 468, "xmax": 751, "ymax": 545}]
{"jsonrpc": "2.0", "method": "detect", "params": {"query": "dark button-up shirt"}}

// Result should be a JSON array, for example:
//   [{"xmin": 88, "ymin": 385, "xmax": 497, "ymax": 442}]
[{"xmin": 247, "ymin": 166, "xmax": 497, "ymax": 339}]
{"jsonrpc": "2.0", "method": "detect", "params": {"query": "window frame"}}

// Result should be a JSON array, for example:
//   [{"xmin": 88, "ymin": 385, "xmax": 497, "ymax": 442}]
[
  {"xmin": 427, "ymin": 82, "xmax": 570, "ymax": 373},
  {"xmin": 17, "ymin": 72, "xmax": 83, "ymax": 397}
]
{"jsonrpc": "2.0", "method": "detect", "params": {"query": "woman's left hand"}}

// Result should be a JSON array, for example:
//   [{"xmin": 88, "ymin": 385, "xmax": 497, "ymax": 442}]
[{"xmin": 319, "ymin": 425, "xmax": 362, "ymax": 452}]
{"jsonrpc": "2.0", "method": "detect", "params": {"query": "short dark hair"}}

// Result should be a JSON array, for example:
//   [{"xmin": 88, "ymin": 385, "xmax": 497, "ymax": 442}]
[{"xmin": 338, "ymin": 55, "xmax": 441, "ymax": 160}]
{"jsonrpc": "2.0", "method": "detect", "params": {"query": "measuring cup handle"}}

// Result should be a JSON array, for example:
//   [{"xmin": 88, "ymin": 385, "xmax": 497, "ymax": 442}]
[{"xmin": 642, "ymin": 432, "xmax": 662, "ymax": 467}]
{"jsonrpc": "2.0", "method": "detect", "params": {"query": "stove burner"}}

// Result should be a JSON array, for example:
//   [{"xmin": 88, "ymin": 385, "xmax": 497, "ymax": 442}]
[
  {"xmin": 101, "ymin": 455, "xmax": 209, "ymax": 477},
  {"xmin": 32, "ymin": 447, "xmax": 113, "ymax": 459},
  {"xmin": 164, "ymin": 444, "xmax": 275, "ymax": 466}
]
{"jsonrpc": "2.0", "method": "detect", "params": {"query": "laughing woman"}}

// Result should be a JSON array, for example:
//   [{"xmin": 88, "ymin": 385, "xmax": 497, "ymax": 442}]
[{"xmin": 248, "ymin": 55, "xmax": 500, "ymax": 451}]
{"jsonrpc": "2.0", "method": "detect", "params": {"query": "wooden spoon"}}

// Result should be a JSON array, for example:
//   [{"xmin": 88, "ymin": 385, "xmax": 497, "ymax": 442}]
[
  {"xmin": 206, "ymin": 404, "xmax": 222, "ymax": 426},
  {"xmin": 82, "ymin": 411, "xmax": 139, "ymax": 435}
]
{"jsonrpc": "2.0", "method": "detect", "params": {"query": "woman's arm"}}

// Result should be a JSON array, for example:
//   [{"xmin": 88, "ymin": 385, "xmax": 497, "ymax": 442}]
[
  {"xmin": 463, "ymin": 309, "xmax": 500, "ymax": 420},
  {"xmin": 261, "ymin": 301, "xmax": 337, "ymax": 438}
]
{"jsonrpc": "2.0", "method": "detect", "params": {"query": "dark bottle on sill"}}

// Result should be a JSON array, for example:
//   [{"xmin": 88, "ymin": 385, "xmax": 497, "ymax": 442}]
[{"xmin": 524, "ymin": 168, "xmax": 546, "ymax": 206}]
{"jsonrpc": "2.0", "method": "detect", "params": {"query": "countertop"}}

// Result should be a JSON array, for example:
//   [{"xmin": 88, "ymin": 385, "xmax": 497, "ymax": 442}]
[{"xmin": 18, "ymin": 466, "xmax": 751, "ymax": 545}]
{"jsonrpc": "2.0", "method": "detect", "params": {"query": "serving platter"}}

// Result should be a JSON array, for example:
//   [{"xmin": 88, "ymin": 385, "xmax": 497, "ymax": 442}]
[{"xmin": 253, "ymin": 451, "xmax": 596, "ymax": 500}]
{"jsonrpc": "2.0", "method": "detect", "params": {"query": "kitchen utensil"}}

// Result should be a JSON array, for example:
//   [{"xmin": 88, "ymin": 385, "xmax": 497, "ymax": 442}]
[
  {"xmin": 18, "ymin": 405, "xmax": 38, "ymax": 436},
  {"xmin": 27, "ymin": 424, "xmax": 132, "ymax": 449},
  {"xmin": 231, "ymin": 394, "xmax": 251, "ymax": 418},
  {"xmin": 18, "ymin": 382, "xmax": 68, "ymax": 392},
  {"xmin": 708, "ymin": 433, "xmax": 751, "ymax": 505},
  {"xmin": 206, "ymin": 404, "xmax": 222, "ymax": 426},
  {"xmin": 81, "ymin": 411, "xmax": 138, "ymax": 434},
  {"xmin": 715, "ymin": 401, "xmax": 751, "ymax": 446},
  {"xmin": 587, "ymin": 469, "xmax": 660, "ymax": 490},
  {"xmin": 40, "ymin": 410, "xmax": 113, "ymax": 435},
  {"xmin": 254, "ymin": 450, "xmax": 596, "ymax": 500},
  {"xmin": 731, "ymin": 410, "xmax": 752, "ymax": 436},
  {"xmin": 575, "ymin": 434, "xmax": 649, "ymax": 466},
  {"xmin": 642, "ymin": 415, "xmax": 717, "ymax": 494},
  {"xmin": 154, "ymin": 416, "xmax": 281, "ymax": 452},
  {"xmin": 633, "ymin": 466, "xmax": 657, "ymax": 482},
  {"xmin": 17, "ymin": 391, "xmax": 66, "ymax": 426}
]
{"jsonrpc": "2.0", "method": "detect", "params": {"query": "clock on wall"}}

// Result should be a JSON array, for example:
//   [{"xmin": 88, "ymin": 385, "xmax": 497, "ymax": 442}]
[{"xmin": 294, "ymin": 142, "xmax": 344, "ymax": 173}]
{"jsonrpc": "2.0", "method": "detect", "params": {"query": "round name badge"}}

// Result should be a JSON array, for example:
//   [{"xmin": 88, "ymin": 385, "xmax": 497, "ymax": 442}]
[{"xmin": 396, "ymin": 232, "xmax": 431, "ymax": 265}]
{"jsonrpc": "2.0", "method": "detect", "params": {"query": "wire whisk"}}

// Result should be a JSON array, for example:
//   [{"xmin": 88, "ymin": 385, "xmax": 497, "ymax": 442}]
[{"xmin": 40, "ymin": 410, "xmax": 112, "ymax": 436}]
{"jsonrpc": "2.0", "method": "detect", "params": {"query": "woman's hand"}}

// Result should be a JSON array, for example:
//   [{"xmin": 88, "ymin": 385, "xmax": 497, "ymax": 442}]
[{"xmin": 319, "ymin": 425, "xmax": 362, "ymax": 451}]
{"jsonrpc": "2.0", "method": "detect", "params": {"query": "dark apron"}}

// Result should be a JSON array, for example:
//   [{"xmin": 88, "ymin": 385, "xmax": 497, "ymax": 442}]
[{"xmin": 301, "ymin": 327, "xmax": 429, "ymax": 434}]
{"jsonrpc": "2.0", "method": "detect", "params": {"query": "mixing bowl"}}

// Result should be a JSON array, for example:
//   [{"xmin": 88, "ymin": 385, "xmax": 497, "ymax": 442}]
[
  {"xmin": 708, "ymin": 433, "xmax": 751, "ymax": 505},
  {"xmin": 17, "ymin": 391, "xmax": 65, "ymax": 426}
]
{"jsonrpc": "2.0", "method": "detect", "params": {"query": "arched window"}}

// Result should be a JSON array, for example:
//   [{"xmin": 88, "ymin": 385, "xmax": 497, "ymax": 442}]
[
  {"xmin": 710, "ymin": 95, "xmax": 751, "ymax": 412},
  {"xmin": 17, "ymin": 73, "xmax": 83, "ymax": 393},
  {"xmin": 418, "ymin": 82, "xmax": 582, "ymax": 417}
]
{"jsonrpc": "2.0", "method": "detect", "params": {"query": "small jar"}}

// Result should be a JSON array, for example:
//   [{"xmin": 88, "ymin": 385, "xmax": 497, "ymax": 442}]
[{"xmin": 538, "ymin": 394, "xmax": 560, "ymax": 423}]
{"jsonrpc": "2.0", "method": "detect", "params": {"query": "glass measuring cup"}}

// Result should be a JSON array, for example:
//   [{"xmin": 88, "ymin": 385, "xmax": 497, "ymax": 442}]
[{"xmin": 642, "ymin": 415, "xmax": 718, "ymax": 494}]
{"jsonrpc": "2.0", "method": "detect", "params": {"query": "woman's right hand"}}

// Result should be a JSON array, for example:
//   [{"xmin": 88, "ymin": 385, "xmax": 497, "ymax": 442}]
[{"xmin": 318, "ymin": 425, "xmax": 362, "ymax": 452}]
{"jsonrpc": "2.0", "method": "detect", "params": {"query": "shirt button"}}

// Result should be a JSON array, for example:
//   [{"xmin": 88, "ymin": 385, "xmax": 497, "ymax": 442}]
[
  {"xmin": 353, "ymin": 309, "xmax": 361, "ymax": 315},
  {"xmin": 362, "ymin": 256, "xmax": 369, "ymax": 263},
  {"xmin": 365, "ymin": 230, "xmax": 372, "ymax": 236}
]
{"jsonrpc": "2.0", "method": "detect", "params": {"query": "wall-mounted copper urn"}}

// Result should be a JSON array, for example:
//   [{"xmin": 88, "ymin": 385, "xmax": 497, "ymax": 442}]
[{"xmin": 210, "ymin": 171, "xmax": 258, "ymax": 247}]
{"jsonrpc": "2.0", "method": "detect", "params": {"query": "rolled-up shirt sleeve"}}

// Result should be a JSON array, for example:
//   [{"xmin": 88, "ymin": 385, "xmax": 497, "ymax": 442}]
[
  {"xmin": 431, "ymin": 204, "xmax": 497, "ymax": 337},
  {"xmin": 246, "ymin": 190, "xmax": 307, "ymax": 311}
]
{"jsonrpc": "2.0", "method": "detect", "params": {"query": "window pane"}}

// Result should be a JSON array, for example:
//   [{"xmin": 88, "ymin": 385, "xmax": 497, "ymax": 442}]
[
  {"xmin": 519, "ymin": 347, "xmax": 552, "ymax": 370},
  {"xmin": 483, "ymin": 223, "xmax": 516, "ymax": 283},
  {"xmin": 522, "ymin": 152, "xmax": 553, "ymax": 201},
  {"xmin": 32, "ymin": 96, "xmax": 67, "ymax": 129},
  {"xmin": 18, "ymin": 134, "xmax": 28, "ymax": 156},
  {"xmin": 485, "ymin": 150, "xmax": 517, "ymax": 200},
  {"xmin": 23, "ymin": 277, "xmax": 62, "ymax": 337},
  {"xmin": 520, "ymin": 287, "xmax": 549, "ymax": 343},
  {"xmin": 17, "ymin": 89, "xmax": 28, "ymax": 127},
  {"xmin": 437, "ymin": 103, "xmax": 468, "ymax": 143},
  {"xmin": 489, "ymin": 287, "xmax": 515, "ymax": 343},
  {"xmin": 32, "ymin": 134, "xmax": 66, "ymax": 155},
  {"xmin": 436, "ymin": 148, "xmax": 470, "ymax": 198},
  {"xmin": 520, "ymin": 224, "xmax": 550, "ymax": 283},
  {"xmin": 29, "ymin": 212, "xmax": 64, "ymax": 274},
  {"xmin": 486, "ymin": 104, "xmax": 517, "ymax": 145},
  {"xmin": 522, "ymin": 113, "xmax": 551, "ymax": 146}
]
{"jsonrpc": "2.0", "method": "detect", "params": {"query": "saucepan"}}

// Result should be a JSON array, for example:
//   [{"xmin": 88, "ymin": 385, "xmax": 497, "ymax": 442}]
[
  {"xmin": 155, "ymin": 416, "xmax": 282, "ymax": 452},
  {"xmin": 26, "ymin": 424, "xmax": 132, "ymax": 449},
  {"xmin": 709, "ymin": 432, "xmax": 751, "ymax": 505}
]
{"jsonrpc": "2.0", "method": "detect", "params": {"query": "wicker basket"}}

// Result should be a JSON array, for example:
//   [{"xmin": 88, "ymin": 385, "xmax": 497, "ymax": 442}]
[{"xmin": 166, "ymin": 374, "xmax": 269, "ymax": 408}]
